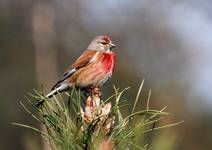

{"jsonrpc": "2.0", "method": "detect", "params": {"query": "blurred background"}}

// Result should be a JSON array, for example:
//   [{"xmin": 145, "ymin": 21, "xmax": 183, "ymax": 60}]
[{"xmin": 1, "ymin": 0, "xmax": 212, "ymax": 149}]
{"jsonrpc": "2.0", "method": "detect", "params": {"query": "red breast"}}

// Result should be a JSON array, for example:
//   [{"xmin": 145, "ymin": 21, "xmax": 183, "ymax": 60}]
[
  {"xmin": 101, "ymin": 52, "xmax": 116, "ymax": 73},
  {"xmin": 65, "ymin": 51, "xmax": 116, "ymax": 88}
]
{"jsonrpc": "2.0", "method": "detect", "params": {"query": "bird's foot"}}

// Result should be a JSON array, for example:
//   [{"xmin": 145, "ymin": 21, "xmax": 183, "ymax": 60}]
[{"xmin": 88, "ymin": 87, "xmax": 102, "ymax": 99}]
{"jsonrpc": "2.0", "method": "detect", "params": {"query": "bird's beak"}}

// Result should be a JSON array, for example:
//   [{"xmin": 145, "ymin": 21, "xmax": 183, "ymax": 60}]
[{"xmin": 109, "ymin": 43, "xmax": 116, "ymax": 49}]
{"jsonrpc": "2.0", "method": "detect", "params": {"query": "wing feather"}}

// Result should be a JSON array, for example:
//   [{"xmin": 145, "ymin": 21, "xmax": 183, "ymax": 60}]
[
  {"xmin": 51, "ymin": 50, "xmax": 97, "ymax": 90},
  {"xmin": 71, "ymin": 50, "xmax": 97, "ymax": 68}
]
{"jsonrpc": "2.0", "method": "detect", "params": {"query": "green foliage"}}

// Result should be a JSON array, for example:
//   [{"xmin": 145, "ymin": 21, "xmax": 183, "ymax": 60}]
[{"xmin": 13, "ymin": 80, "xmax": 183, "ymax": 150}]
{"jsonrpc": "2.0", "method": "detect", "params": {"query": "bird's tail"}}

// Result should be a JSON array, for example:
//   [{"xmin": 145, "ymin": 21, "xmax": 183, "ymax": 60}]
[{"xmin": 35, "ymin": 84, "xmax": 69, "ymax": 107}]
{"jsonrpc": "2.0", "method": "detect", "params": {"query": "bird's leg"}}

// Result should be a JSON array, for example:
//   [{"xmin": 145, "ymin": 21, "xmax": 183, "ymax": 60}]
[
  {"xmin": 89, "ymin": 87, "xmax": 102, "ymax": 109},
  {"xmin": 85, "ymin": 87, "xmax": 102, "ymax": 97},
  {"xmin": 90, "ymin": 87, "xmax": 102, "ymax": 99}
]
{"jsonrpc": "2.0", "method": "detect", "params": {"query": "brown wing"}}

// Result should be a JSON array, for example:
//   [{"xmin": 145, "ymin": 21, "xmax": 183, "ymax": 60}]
[
  {"xmin": 71, "ymin": 50, "xmax": 97, "ymax": 68},
  {"xmin": 51, "ymin": 50, "xmax": 97, "ymax": 90}
]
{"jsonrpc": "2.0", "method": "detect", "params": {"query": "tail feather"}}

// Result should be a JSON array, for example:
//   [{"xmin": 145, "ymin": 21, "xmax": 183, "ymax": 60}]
[
  {"xmin": 46, "ymin": 89, "xmax": 58, "ymax": 98},
  {"xmin": 35, "ymin": 84, "xmax": 69, "ymax": 107}
]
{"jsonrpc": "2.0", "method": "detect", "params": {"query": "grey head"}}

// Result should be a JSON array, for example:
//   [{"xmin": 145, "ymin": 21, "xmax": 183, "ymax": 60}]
[{"xmin": 87, "ymin": 35, "xmax": 116, "ymax": 51}]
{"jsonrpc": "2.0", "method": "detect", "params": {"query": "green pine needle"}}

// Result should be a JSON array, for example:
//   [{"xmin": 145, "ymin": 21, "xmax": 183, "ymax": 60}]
[{"xmin": 13, "ymin": 81, "xmax": 183, "ymax": 150}]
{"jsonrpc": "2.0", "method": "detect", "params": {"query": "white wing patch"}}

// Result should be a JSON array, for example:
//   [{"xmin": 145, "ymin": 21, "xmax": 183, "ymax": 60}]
[
  {"xmin": 90, "ymin": 52, "xmax": 99, "ymax": 63},
  {"xmin": 63, "ymin": 68, "xmax": 76, "ymax": 77}
]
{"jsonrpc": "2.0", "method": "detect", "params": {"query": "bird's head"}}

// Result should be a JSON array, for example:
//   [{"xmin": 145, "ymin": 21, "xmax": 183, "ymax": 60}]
[{"xmin": 88, "ymin": 35, "xmax": 116, "ymax": 52}]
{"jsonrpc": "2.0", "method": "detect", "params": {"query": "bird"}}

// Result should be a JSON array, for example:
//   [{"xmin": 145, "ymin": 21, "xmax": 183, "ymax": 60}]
[{"xmin": 36, "ymin": 35, "xmax": 116, "ymax": 107}]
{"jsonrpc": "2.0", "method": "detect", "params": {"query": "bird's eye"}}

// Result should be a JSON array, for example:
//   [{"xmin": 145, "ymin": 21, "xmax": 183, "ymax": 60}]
[{"xmin": 100, "ymin": 42, "xmax": 107, "ymax": 45}]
